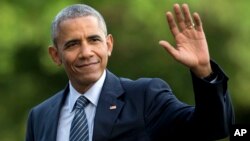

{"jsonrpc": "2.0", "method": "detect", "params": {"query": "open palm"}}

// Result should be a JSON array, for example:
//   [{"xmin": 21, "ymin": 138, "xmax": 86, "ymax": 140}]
[{"xmin": 159, "ymin": 4, "xmax": 211, "ymax": 78}]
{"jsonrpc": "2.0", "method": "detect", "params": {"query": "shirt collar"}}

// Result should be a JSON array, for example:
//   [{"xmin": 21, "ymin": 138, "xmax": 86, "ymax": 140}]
[{"xmin": 68, "ymin": 70, "xmax": 106, "ymax": 112}]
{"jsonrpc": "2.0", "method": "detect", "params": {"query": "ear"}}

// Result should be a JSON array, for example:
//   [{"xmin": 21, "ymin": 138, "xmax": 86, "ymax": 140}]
[
  {"xmin": 106, "ymin": 34, "xmax": 113, "ymax": 57},
  {"xmin": 48, "ymin": 45, "xmax": 62, "ymax": 66}
]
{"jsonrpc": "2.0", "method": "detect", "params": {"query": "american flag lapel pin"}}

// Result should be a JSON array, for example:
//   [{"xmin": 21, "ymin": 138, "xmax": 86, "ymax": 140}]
[{"xmin": 109, "ymin": 104, "xmax": 117, "ymax": 110}]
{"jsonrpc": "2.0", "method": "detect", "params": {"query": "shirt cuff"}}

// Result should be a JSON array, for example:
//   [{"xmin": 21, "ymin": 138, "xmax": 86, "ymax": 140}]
[{"xmin": 203, "ymin": 71, "xmax": 218, "ymax": 83}]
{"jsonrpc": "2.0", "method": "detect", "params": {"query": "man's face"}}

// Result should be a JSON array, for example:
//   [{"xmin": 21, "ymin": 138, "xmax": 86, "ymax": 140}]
[{"xmin": 49, "ymin": 16, "xmax": 113, "ymax": 93}]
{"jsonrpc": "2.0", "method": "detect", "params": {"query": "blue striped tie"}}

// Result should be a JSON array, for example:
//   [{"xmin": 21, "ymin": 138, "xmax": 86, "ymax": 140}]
[{"xmin": 70, "ymin": 96, "xmax": 89, "ymax": 141}]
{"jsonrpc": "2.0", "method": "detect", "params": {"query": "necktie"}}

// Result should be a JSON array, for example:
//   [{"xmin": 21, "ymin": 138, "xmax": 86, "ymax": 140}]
[{"xmin": 70, "ymin": 96, "xmax": 89, "ymax": 141}]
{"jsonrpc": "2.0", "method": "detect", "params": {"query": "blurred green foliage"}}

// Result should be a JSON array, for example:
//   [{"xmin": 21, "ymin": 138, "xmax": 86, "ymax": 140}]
[{"xmin": 0, "ymin": 0, "xmax": 249, "ymax": 140}]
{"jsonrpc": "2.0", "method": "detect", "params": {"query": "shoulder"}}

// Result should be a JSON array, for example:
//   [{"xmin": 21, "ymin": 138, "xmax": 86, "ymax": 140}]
[
  {"xmin": 119, "ymin": 77, "xmax": 172, "ymax": 93},
  {"xmin": 117, "ymin": 76, "xmax": 176, "ymax": 115},
  {"xmin": 106, "ymin": 70, "xmax": 172, "ymax": 93},
  {"xmin": 29, "ymin": 86, "xmax": 67, "ymax": 115}
]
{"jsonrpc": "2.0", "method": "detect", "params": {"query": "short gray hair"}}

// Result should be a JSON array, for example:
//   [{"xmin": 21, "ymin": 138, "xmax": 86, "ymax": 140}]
[{"xmin": 51, "ymin": 4, "xmax": 107, "ymax": 46}]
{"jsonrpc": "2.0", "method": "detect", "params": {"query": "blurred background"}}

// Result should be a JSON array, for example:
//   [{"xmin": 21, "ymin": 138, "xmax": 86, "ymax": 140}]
[{"xmin": 0, "ymin": 0, "xmax": 249, "ymax": 140}]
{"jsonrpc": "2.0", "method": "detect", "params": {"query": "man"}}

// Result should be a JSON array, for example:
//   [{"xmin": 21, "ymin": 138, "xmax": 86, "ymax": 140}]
[{"xmin": 25, "ymin": 3, "xmax": 234, "ymax": 141}]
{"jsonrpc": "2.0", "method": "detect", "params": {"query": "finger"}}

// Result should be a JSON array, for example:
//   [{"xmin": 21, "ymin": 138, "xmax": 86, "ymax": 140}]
[
  {"xmin": 193, "ymin": 12, "xmax": 203, "ymax": 31},
  {"xmin": 182, "ymin": 4, "xmax": 194, "ymax": 28},
  {"xmin": 173, "ymin": 3, "xmax": 186, "ymax": 31},
  {"xmin": 166, "ymin": 12, "xmax": 180, "ymax": 36},
  {"xmin": 159, "ymin": 40, "xmax": 178, "ymax": 58}
]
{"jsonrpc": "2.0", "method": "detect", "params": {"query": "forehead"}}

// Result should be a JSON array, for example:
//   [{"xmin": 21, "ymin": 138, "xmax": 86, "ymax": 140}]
[
  {"xmin": 56, "ymin": 16, "xmax": 106, "ymax": 41},
  {"xmin": 58, "ymin": 16, "xmax": 100, "ymax": 31},
  {"xmin": 55, "ymin": 16, "xmax": 105, "ymax": 46}
]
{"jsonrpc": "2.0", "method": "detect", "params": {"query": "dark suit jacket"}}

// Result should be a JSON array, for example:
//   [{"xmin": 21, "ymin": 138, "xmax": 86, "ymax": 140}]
[{"xmin": 25, "ymin": 61, "xmax": 234, "ymax": 141}]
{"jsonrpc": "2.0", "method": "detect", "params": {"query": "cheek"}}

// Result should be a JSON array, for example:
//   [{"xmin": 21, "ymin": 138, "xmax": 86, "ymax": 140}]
[
  {"xmin": 99, "ymin": 49, "xmax": 109, "ymax": 61},
  {"xmin": 61, "ymin": 52, "xmax": 77, "ymax": 66}
]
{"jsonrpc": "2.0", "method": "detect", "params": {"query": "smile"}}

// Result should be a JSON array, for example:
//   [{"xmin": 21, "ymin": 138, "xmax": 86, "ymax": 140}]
[{"xmin": 75, "ymin": 61, "xmax": 100, "ymax": 68}]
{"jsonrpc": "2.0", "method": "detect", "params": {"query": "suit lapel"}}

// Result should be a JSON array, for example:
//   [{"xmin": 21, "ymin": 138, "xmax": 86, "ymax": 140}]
[
  {"xmin": 44, "ymin": 85, "xmax": 69, "ymax": 141},
  {"xmin": 41, "ymin": 71, "xmax": 124, "ymax": 141},
  {"xmin": 93, "ymin": 71, "xmax": 125, "ymax": 141}
]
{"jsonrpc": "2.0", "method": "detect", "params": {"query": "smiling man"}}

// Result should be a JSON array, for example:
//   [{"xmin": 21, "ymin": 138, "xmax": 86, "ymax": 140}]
[
  {"xmin": 25, "ymin": 3, "xmax": 234, "ymax": 141},
  {"xmin": 49, "ymin": 15, "xmax": 113, "ymax": 93}
]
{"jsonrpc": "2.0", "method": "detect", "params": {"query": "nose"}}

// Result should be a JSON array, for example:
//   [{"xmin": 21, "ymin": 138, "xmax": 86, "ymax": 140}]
[{"xmin": 78, "ymin": 43, "xmax": 93, "ymax": 58}]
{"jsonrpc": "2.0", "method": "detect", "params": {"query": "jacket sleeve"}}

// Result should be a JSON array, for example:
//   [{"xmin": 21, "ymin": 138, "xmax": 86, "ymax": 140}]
[
  {"xmin": 191, "ymin": 60, "xmax": 235, "ymax": 140},
  {"xmin": 145, "ymin": 61, "xmax": 234, "ymax": 140}
]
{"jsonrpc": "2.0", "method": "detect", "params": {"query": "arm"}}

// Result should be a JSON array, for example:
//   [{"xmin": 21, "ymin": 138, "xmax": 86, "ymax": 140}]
[
  {"xmin": 145, "ymin": 73, "xmax": 234, "ymax": 140},
  {"xmin": 158, "ymin": 3, "xmax": 234, "ymax": 140},
  {"xmin": 191, "ymin": 61, "xmax": 234, "ymax": 140}
]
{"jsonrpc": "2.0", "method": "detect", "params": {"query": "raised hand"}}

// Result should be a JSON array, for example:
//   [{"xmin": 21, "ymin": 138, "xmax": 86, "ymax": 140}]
[{"xmin": 159, "ymin": 3, "xmax": 212, "ymax": 78}]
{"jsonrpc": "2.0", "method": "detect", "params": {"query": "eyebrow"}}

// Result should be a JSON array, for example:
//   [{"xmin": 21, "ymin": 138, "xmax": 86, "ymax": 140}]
[
  {"xmin": 88, "ymin": 34, "xmax": 103, "ymax": 40},
  {"xmin": 64, "ymin": 39, "xmax": 80, "ymax": 48},
  {"xmin": 63, "ymin": 34, "xmax": 103, "ymax": 48}
]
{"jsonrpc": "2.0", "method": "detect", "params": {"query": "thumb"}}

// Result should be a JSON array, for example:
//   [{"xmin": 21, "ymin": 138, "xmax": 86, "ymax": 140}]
[{"xmin": 159, "ymin": 40, "xmax": 177, "ymax": 57}]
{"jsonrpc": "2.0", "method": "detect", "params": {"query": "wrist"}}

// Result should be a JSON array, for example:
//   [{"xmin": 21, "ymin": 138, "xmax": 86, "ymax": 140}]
[
  {"xmin": 202, "ymin": 71, "xmax": 217, "ymax": 82},
  {"xmin": 191, "ymin": 64, "xmax": 212, "ymax": 78}
]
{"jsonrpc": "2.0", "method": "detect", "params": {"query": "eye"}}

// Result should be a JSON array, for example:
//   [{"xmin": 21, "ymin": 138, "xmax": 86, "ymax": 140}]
[
  {"xmin": 88, "ymin": 35, "xmax": 102, "ymax": 43},
  {"xmin": 91, "ymin": 38, "xmax": 100, "ymax": 42},
  {"xmin": 89, "ymin": 38, "xmax": 100, "ymax": 43},
  {"xmin": 64, "ymin": 40, "xmax": 80, "ymax": 49}
]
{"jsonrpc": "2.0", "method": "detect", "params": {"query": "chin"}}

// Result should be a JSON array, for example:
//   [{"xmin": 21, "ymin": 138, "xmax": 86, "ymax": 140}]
[{"xmin": 78, "ymin": 71, "xmax": 102, "ymax": 84}]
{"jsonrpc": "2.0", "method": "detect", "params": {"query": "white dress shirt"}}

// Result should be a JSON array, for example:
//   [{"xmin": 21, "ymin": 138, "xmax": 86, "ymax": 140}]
[{"xmin": 57, "ymin": 70, "xmax": 106, "ymax": 141}]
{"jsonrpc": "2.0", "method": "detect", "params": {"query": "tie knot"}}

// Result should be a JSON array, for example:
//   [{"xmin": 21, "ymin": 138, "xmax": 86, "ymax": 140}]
[{"xmin": 75, "ymin": 96, "xmax": 89, "ymax": 109}]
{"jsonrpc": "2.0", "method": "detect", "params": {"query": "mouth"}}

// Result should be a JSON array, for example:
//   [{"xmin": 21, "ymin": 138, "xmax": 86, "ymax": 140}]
[{"xmin": 75, "ymin": 61, "xmax": 100, "ymax": 68}]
